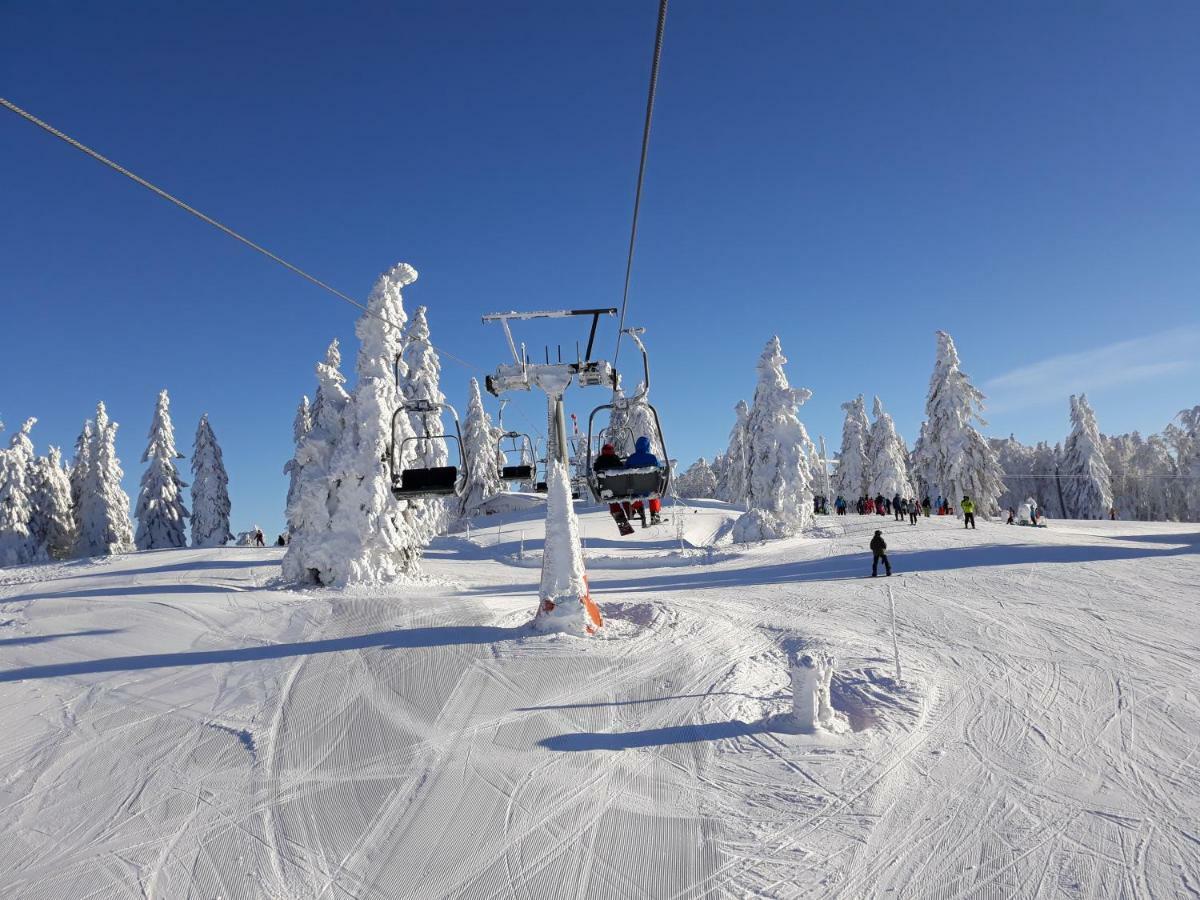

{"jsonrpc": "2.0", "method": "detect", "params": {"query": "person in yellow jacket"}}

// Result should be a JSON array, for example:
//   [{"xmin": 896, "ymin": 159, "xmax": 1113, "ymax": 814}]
[{"xmin": 961, "ymin": 495, "xmax": 976, "ymax": 529}]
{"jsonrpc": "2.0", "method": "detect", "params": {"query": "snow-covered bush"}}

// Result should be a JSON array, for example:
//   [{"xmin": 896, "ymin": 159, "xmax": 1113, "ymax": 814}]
[
  {"xmin": 675, "ymin": 457, "xmax": 718, "ymax": 499},
  {"xmin": 459, "ymin": 378, "xmax": 504, "ymax": 516},
  {"xmin": 135, "ymin": 390, "xmax": 189, "ymax": 550},
  {"xmin": 191, "ymin": 414, "xmax": 233, "ymax": 547},
  {"xmin": 732, "ymin": 337, "xmax": 814, "ymax": 542},
  {"xmin": 75, "ymin": 403, "xmax": 135, "ymax": 557},
  {"xmin": 912, "ymin": 331, "xmax": 1005, "ymax": 516},
  {"xmin": 833, "ymin": 395, "xmax": 869, "ymax": 502},
  {"xmin": 29, "ymin": 447, "xmax": 76, "ymax": 560}
]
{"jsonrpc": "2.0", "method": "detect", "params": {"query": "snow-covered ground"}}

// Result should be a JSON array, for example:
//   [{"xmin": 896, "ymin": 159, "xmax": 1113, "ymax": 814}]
[{"xmin": 1, "ymin": 501, "xmax": 1197, "ymax": 898}]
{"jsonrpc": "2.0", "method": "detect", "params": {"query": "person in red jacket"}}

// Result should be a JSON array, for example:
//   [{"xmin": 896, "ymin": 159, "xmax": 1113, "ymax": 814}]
[{"xmin": 594, "ymin": 444, "xmax": 635, "ymax": 534}]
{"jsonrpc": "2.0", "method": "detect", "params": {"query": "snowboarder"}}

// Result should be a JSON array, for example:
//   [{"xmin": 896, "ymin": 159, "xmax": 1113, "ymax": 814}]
[
  {"xmin": 961, "ymin": 496, "xmax": 976, "ymax": 529},
  {"xmin": 870, "ymin": 530, "xmax": 891, "ymax": 577},
  {"xmin": 594, "ymin": 444, "xmax": 635, "ymax": 535},
  {"xmin": 624, "ymin": 436, "xmax": 662, "ymax": 526},
  {"xmin": 253, "ymin": 528, "xmax": 265, "ymax": 547}
]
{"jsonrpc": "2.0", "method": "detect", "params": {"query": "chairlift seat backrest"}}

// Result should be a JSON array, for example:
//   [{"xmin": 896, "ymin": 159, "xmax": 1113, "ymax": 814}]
[
  {"xmin": 502, "ymin": 464, "xmax": 534, "ymax": 481},
  {"xmin": 393, "ymin": 465, "xmax": 459, "ymax": 497},
  {"xmin": 595, "ymin": 465, "xmax": 665, "ymax": 500}
]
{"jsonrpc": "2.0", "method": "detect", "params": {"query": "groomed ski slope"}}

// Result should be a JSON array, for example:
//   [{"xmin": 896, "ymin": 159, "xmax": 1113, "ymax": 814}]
[{"xmin": 0, "ymin": 501, "xmax": 1197, "ymax": 898}]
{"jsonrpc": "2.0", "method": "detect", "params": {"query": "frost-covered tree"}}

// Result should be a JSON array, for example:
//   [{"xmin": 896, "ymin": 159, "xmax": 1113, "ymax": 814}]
[
  {"xmin": 190, "ymin": 414, "xmax": 232, "ymax": 547},
  {"xmin": 624, "ymin": 383, "xmax": 662, "ymax": 459},
  {"xmin": 459, "ymin": 378, "xmax": 504, "ymax": 515},
  {"xmin": 866, "ymin": 397, "xmax": 915, "ymax": 498},
  {"xmin": 912, "ymin": 331, "xmax": 1006, "ymax": 516},
  {"xmin": 282, "ymin": 396, "xmax": 311, "ymax": 536},
  {"xmin": 75, "ymin": 402, "xmax": 134, "ymax": 557},
  {"xmin": 1179, "ymin": 405, "xmax": 1200, "ymax": 521},
  {"xmin": 718, "ymin": 400, "xmax": 750, "ymax": 504},
  {"xmin": 605, "ymin": 385, "xmax": 635, "ymax": 456},
  {"xmin": 135, "ymin": 390, "xmax": 190, "ymax": 550},
  {"xmin": 0, "ymin": 418, "xmax": 39, "ymax": 566},
  {"xmin": 312, "ymin": 262, "xmax": 431, "ymax": 585},
  {"xmin": 401, "ymin": 305, "xmax": 447, "ymax": 468},
  {"xmin": 283, "ymin": 340, "xmax": 352, "ymax": 583},
  {"xmin": 675, "ymin": 457, "xmax": 718, "ymax": 499},
  {"xmin": 732, "ymin": 337, "xmax": 814, "ymax": 541},
  {"xmin": 832, "ymin": 394, "xmax": 870, "ymax": 501},
  {"xmin": 70, "ymin": 419, "xmax": 93, "ymax": 516},
  {"xmin": 29, "ymin": 447, "xmax": 76, "ymax": 560},
  {"xmin": 1060, "ymin": 394, "xmax": 1112, "ymax": 519}
]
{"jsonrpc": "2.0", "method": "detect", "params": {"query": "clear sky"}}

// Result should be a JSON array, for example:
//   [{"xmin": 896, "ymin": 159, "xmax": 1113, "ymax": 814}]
[{"xmin": 3, "ymin": 2, "xmax": 1198, "ymax": 535}]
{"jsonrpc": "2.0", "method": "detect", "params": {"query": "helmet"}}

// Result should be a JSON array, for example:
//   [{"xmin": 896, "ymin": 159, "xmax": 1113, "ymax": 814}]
[{"xmin": 601, "ymin": 443, "xmax": 616, "ymax": 454}]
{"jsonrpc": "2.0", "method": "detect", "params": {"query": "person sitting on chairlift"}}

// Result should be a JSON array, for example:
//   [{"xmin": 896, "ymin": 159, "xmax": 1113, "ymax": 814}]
[
  {"xmin": 595, "ymin": 443, "xmax": 635, "ymax": 534},
  {"xmin": 624, "ymin": 436, "xmax": 663, "ymax": 527}
]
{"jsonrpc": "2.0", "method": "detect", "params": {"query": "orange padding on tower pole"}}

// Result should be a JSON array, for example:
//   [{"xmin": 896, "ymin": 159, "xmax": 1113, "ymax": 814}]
[{"xmin": 582, "ymin": 575, "xmax": 603, "ymax": 635}]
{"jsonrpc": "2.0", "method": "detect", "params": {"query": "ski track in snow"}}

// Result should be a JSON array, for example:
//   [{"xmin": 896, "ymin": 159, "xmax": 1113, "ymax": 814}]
[{"xmin": 0, "ymin": 507, "xmax": 1197, "ymax": 898}]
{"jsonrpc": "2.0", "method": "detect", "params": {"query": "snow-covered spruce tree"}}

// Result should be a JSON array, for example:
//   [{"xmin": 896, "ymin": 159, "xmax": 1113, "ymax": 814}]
[
  {"xmin": 135, "ymin": 390, "xmax": 190, "ymax": 550},
  {"xmin": 866, "ymin": 397, "xmax": 915, "ymax": 499},
  {"xmin": 190, "ymin": 414, "xmax": 233, "ymax": 547},
  {"xmin": 675, "ymin": 457, "xmax": 718, "ymax": 499},
  {"xmin": 1060, "ymin": 394, "xmax": 1112, "ymax": 519},
  {"xmin": 459, "ymin": 377, "xmax": 504, "ymax": 516},
  {"xmin": 400, "ymin": 304, "xmax": 449, "ymax": 538},
  {"xmin": 282, "ymin": 396, "xmax": 312, "ymax": 537},
  {"xmin": 718, "ymin": 399, "xmax": 750, "ymax": 503},
  {"xmin": 0, "ymin": 418, "xmax": 39, "ymax": 566},
  {"xmin": 913, "ymin": 331, "xmax": 1005, "ymax": 517},
  {"xmin": 605, "ymin": 385, "xmax": 635, "ymax": 456},
  {"xmin": 732, "ymin": 337, "xmax": 814, "ymax": 542},
  {"xmin": 283, "ymin": 340, "xmax": 352, "ymax": 583},
  {"xmin": 29, "ymin": 447, "xmax": 76, "ymax": 560},
  {"xmin": 832, "ymin": 394, "xmax": 870, "ymax": 502},
  {"xmin": 1178, "ymin": 405, "xmax": 1200, "ymax": 521},
  {"xmin": 70, "ymin": 419, "xmax": 93, "ymax": 515},
  {"xmin": 75, "ymin": 402, "xmax": 134, "ymax": 557},
  {"xmin": 625, "ymin": 383, "xmax": 662, "ymax": 458},
  {"xmin": 321, "ymin": 262, "xmax": 429, "ymax": 585}
]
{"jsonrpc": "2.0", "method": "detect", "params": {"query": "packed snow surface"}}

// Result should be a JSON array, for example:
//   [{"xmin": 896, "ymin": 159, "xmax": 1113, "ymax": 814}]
[{"xmin": 1, "ymin": 502, "xmax": 1197, "ymax": 898}]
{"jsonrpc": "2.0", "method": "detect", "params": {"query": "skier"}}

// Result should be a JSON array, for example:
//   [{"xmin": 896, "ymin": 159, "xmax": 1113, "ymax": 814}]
[
  {"xmin": 922, "ymin": 496, "xmax": 931, "ymax": 517},
  {"xmin": 624, "ymin": 436, "xmax": 662, "ymax": 527},
  {"xmin": 875, "ymin": 493, "xmax": 886, "ymax": 516},
  {"xmin": 893, "ymin": 493, "xmax": 903, "ymax": 521},
  {"xmin": 254, "ymin": 528, "xmax": 265, "ymax": 547},
  {"xmin": 1006, "ymin": 507, "xmax": 1015, "ymax": 525},
  {"xmin": 594, "ymin": 444, "xmax": 635, "ymax": 535},
  {"xmin": 908, "ymin": 500, "xmax": 919, "ymax": 526},
  {"xmin": 870, "ymin": 530, "xmax": 891, "ymax": 577},
  {"xmin": 961, "ymin": 495, "xmax": 976, "ymax": 529}
]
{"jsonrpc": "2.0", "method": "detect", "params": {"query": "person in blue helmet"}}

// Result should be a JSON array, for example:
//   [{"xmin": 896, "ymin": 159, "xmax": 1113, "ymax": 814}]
[{"xmin": 624, "ymin": 436, "xmax": 662, "ymax": 526}]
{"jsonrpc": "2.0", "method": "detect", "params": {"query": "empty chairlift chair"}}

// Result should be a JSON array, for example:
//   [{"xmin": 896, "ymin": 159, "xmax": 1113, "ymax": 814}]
[
  {"xmin": 497, "ymin": 431, "xmax": 536, "ymax": 483},
  {"xmin": 389, "ymin": 399, "xmax": 468, "ymax": 499}
]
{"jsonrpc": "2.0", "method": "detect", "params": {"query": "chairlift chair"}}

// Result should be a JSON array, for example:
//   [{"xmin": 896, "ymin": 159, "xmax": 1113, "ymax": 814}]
[
  {"xmin": 497, "ymin": 431, "xmax": 536, "ymax": 483},
  {"xmin": 389, "ymin": 399, "xmax": 468, "ymax": 499}
]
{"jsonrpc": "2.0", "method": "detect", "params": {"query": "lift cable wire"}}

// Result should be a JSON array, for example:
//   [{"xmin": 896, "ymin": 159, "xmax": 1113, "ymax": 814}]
[
  {"xmin": 0, "ymin": 95, "xmax": 483, "ymax": 374},
  {"xmin": 612, "ymin": 0, "xmax": 668, "ymax": 368}
]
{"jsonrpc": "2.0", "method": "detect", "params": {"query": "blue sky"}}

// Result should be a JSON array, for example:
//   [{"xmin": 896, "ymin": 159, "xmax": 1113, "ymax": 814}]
[{"xmin": 3, "ymin": 2, "xmax": 1198, "ymax": 535}]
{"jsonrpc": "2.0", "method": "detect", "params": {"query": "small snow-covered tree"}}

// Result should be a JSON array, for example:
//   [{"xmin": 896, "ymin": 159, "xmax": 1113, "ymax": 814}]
[
  {"xmin": 866, "ymin": 397, "xmax": 915, "ymax": 499},
  {"xmin": 70, "ymin": 419, "xmax": 93, "ymax": 516},
  {"xmin": 29, "ymin": 447, "xmax": 76, "ymax": 560},
  {"xmin": 283, "ymin": 339, "xmax": 352, "ymax": 583},
  {"xmin": 718, "ymin": 400, "xmax": 750, "ymax": 504},
  {"xmin": 314, "ymin": 262, "xmax": 430, "ymax": 585},
  {"xmin": 135, "ymin": 390, "xmax": 190, "ymax": 550},
  {"xmin": 0, "ymin": 418, "xmax": 39, "ymax": 566},
  {"xmin": 732, "ymin": 336, "xmax": 814, "ymax": 542},
  {"xmin": 282, "ymin": 396, "xmax": 311, "ymax": 536},
  {"xmin": 401, "ymin": 305, "xmax": 447, "ymax": 468},
  {"xmin": 675, "ymin": 457, "xmax": 718, "ymax": 499},
  {"xmin": 913, "ymin": 331, "xmax": 1006, "ymax": 516},
  {"xmin": 624, "ymin": 383, "xmax": 662, "ymax": 458},
  {"xmin": 605, "ymin": 385, "xmax": 635, "ymax": 456},
  {"xmin": 190, "ymin": 414, "xmax": 233, "ymax": 547},
  {"xmin": 459, "ymin": 377, "xmax": 504, "ymax": 515},
  {"xmin": 1060, "ymin": 394, "xmax": 1112, "ymax": 519},
  {"xmin": 75, "ymin": 402, "xmax": 134, "ymax": 557},
  {"xmin": 832, "ymin": 395, "xmax": 870, "ymax": 501}
]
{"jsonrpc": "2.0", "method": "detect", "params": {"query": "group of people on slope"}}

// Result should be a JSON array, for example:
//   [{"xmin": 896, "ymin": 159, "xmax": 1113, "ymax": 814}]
[
  {"xmin": 594, "ymin": 437, "xmax": 663, "ymax": 532},
  {"xmin": 835, "ymin": 493, "xmax": 978, "ymax": 528}
]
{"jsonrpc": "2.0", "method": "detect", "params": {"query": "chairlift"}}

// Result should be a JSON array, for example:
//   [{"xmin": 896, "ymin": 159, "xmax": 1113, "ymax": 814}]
[
  {"xmin": 497, "ymin": 431, "xmax": 536, "ymax": 483},
  {"xmin": 584, "ymin": 329, "xmax": 670, "ymax": 504},
  {"xmin": 388, "ymin": 398, "xmax": 468, "ymax": 499}
]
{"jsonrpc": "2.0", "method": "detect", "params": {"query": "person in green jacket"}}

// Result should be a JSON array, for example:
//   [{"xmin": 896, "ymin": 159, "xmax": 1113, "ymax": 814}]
[{"xmin": 961, "ymin": 495, "xmax": 976, "ymax": 529}]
